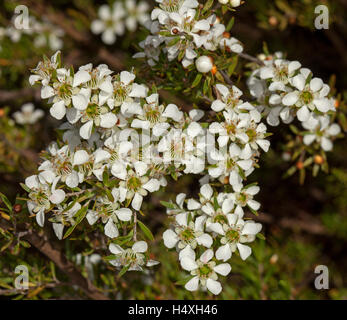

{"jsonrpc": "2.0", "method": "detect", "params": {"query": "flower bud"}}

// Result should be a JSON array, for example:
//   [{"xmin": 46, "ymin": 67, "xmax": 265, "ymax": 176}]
[
  {"xmin": 13, "ymin": 204, "xmax": 22, "ymax": 213},
  {"xmin": 195, "ymin": 56, "xmax": 213, "ymax": 73},
  {"xmin": 231, "ymin": 0, "xmax": 242, "ymax": 7},
  {"xmin": 218, "ymin": 0, "xmax": 229, "ymax": 4},
  {"xmin": 314, "ymin": 155, "xmax": 324, "ymax": 165},
  {"xmin": 211, "ymin": 65, "xmax": 217, "ymax": 75},
  {"xmin": 296, "ymin": 161, "xmax": 304, "ymax": 170}
]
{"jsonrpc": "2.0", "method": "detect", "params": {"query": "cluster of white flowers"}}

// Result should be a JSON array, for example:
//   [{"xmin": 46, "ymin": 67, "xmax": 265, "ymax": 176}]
[
  {"xmin": 133, "ymin": 0, "xmax": 243, "ymax": 70},
  {"xmin": 163, "ymin": 183, "xmax": 262, "ymax": 294},
  {"xmin": 12, "ymin": 103, "xmax": 44, "ymax": 125},
  {"xmin": 0, "ymin": 16, "xmax": 64, "ymax": 51},
  {"xmin": 247, "ymin": 52, "xmax": 341, "ymax": 152},
  {"xmin": 91, "ymin": 0, "xmax": 150, "ymax": 45},
  {"xmin": 25, "ymin": 51, "xmax": 215, "ymax": 273},
  {"xmin": 25, "ymin": 44, "xmax": 271, "ymax": 292},
  {"xmin": 207, "ymin": 83, "xmax": 270, "ymax": 192}
]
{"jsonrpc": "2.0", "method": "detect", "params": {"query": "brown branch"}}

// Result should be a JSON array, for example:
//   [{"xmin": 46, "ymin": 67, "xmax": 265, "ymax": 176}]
[
  {"xmin": 0, "ymin": 219, "xmax": 110, "ymax": 300},
  {"xmin": 238, "ymin": 52, "xmax": 264, "ymax": 66},
  {"xmin": 0, "ymin": 87, "xmax": 40, "ymax": 103}
]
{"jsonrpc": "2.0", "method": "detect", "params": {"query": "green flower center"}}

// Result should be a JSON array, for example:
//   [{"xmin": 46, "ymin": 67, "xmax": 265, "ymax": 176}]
[
  {"xmin": 198, "ymin": 265, "xmax": 213, "ymax": 278},
  {"xmin": 300, "ymin": 91, "xmax": 313, "ymax": 105},
  {"xmin": 179, "ymin": 228, "xmax": 195, "ymax": 241},
  {"xmin": 226, "ymin": 229, "xmax": 240, "ymax": 242},
  {"xmin": 86, "ymin": 103, "xmax": 100, "ymax": 119},
  {"xmin": 127, "ymin": 176, "xmax": 142, "ymax": 191}
]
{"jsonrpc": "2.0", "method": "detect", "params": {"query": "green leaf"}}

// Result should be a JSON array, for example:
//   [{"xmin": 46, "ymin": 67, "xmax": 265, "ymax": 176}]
[
  {"xmin": 175, "ymin": 275, "xmax": 194, "ymax": 285},
  {"xmin": 257, "ymin": 233, "xmax": 266, "ymax": 240},
  {"xmin": 63, "ymin": 206, "xmax": 88, "ymax": 239},
  {"xmin": 191, "ymin": 73, "xmax": 202, "ymax": 88},
  {"xmin": 202, "ymin": 0, "xmax": 214, "ymax": 14},
  {"xmin": 160, "ymin": 201, "xmax": 176, "ymax": 209},
  {"xmin": 137, "ymin": 220, "xmax": 154, "ymax": 241},
  {"xmin": 167, "ymin": 37, "xmax": 180, "ymax": 47},
  {"xmin": 226, "ymin": 17, "xmax": 235, "ymax": 31},
  {"xmin": 20, "ymin": 183, "xmax": 31, "ymax": 193},
  {"xmin": 118, "ymin": 265, "xmax": 130, "ymax": 278},
  {"xmin": 0, "ymin": 192, "xmax": 12, "ymax": 211}
]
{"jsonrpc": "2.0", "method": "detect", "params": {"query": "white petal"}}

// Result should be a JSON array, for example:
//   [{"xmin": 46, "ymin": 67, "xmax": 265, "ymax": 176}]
[
  {"xmin": 180, "ymin": 257, "xmax": 198, "ymax": 271},
  {"xmin": 50, "ymin": 101, "xmax": 66, "ymax": 120},
  {"xmin": 79, "ymin": 120, "xmax": 93, "ymax": 139},
  {"xmin": 105, "ymin": 219, "xmax": 119, "ymax": 238},
  {"xmin": 247, "ymin": 199, "xmax": 260, "ymax": 211},
  {"xmin": 52, "ymin": 223, "xmax": 64, "ymax": 240},
  {"xmin": 129, "ymin": 83, "xmax": 148, "ymax": 98},
  {"xmin": 303, "ymin": 134, "xmax": 316, "ymax": 145},
  {"xmin": 100, "ymin": 112, "xmax": 117, "ymax": 128},
  {"xmin": 216, "ymin": 244, "xmax": 232, "ymax": 261},
  {"xmin": 200, "ymin": 184, "xmax": 213, "ymax": 200},
  {"xmin": 109, "ymin": 243, "xmax": 123, "ymax": 255},
  {"xmin": 321, "ymin": 137, "xmax": 333, "ymax": 151},
  {"xmin": 72, "ymin": 94, "xmax": 88, "ymax": 111},
  {"xmin": 36, "ymin": 209, "xmax": 45, "ymax": 227},
  {"xmin": 162, "ymin": 104, "xmax": 183, "ymax": 122},
  {"xmin": 196, "ymin": 234, "xmax": 213, "ymax": 248},
  {"xmin": 206, "ymin": 279, "xmax": 222, "ymax": 295},
  {"xmin": 132, "ymin": 193, "xmax": 143, "ymax": 211},
  {"xmin": 66, "ymin": 171, "xmax": 79, "ymax": 188},
  {"xmin": 297, "ymin": 105, "xmax": 310, "ymax": 122},
  {"xmin": 282, "ymin": 92, "xmax": 299, "ymax": 106},
  {"xmin": 214, "ymin": 263, "xmax": 231, "ymax": 276},
  {"xmin": 163, "ymin": 229, "xmax": 179, "ymax": 248},
  {"xmin": 185, "ymin": 276, "xmax": 199, "ymax": 291},
  {"xmin": 132, "ymin": 240, "xmax": 148, "ymax": 253},
  {"xmin": 237, "ymin": 243, "xmax": 252, "ymax": 260},
  {"xmin": 211, "ymin": 100, "xmax": 226, "ymax": 112},
  {"xmin": 49, "ymin": 189, "xmax": 65, "ymax": 204},
  {"xmin": 115, "ymin": 208, "xmax": 132, "ymax": 221},
  {"xmin": 143, "ymin": 179, "xmax": 160, "ymax": 192},
  {"xmin": 310, "ymin": 78, "xmax": 323, "ymax": 92},
  {"xmin": 187, "ymin": 122, "xmax": 202, "ymax": 138},
  {"xmin": 200, "ymin": 249, "xmax": 214, "ymax": 263},
  {"xmin": 134, "ymin": 161, "xmax": 148, "ymax": 176},
  {"xmin": 73, "ymin": 150, "xmax": 89, "ymax": 166},
  {"xmin": 120, "ymin": 71, "xmax": 136, "ymax": 85},
  {"xmin": 73, "ymin": 70, "xmax": 91, "ymax": 87}
]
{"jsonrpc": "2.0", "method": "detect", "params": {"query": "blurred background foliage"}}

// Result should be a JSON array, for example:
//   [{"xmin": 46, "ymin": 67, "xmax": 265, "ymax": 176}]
[{"xmin": 0, "ymin": 0, "xmax": 346, "ymax": 300}]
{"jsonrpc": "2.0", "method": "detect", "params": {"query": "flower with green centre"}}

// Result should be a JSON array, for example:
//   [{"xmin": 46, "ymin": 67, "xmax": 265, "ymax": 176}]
[
  {"xmin": 300, "ymin": 90, "xmax": 313, "ymax": 105},
  {"xmin": 226, "ymin": 229, "xmax": 240, "ymax": 242}
]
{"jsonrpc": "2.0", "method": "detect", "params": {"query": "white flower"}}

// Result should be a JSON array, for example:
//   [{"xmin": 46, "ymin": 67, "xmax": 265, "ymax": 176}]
[
  {"xmin": 13, "ymin": 103, "xmax": 44, "ymax": 125},
  {"xmin": 302, "ymin": 116, "xmax": 341, "ymax": 152},
  {"xmin": 215, "ymin": 213, "xmax": 262, "ymax": 261},
  {"xmin": 163, "ymin": 212, "xmax": 212, "ymax": 249},
  {"xmin": 181, "ymin": 249, "xmax": 231, "ymax": 295},
  {"xmin": 91, "ymin": 3, "xmax": 126, "ymax": 45},
  {"xmin": 125, "ymin": 0, "xmax": 150, "ymax": 32},
  {"xmin": 109, "ymin": 241, "xmax": 159, "ymax": 271},
  {"xmin": 119, "ymin": 169, "xmax": 160, "ymax": 210}
]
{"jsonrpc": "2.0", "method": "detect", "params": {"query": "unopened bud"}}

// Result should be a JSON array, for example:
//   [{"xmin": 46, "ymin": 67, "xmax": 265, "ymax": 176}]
[
  {"xmin": 314, "ymin": 155, "xmax": 324, "ymax": 165},
  {"xmin": 269, "ymin": 16, "xmax": 278, "ymax": 26},
  {"xmin": 296, "ymin": 161, "xmax": 304, "ymax": 170},
  {"xmin": 13, "ymin": 204, "xmax": 22, "ymax": 213},
  {"xmin": 211, "ymin": 65, "xmax": 217, "ymax": 75},
  {"xmin": 196, "ymin": 56, "xmax": 213, "ymax": 73}
]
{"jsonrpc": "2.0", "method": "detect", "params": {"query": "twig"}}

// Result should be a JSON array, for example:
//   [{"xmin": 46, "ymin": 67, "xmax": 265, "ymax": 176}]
[
  {"xmin": 238, "ymin": 52, "xmax": 264, "ymax": 66},
  {"xmin": 0, "ymin": 219, "xmax": 110, "ymax": 300}
]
